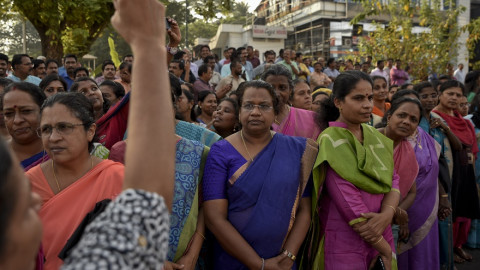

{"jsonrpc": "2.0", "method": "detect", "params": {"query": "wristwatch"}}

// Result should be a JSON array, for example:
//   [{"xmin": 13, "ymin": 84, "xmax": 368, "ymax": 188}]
[{"xmin": 167, "ymin": 46, "xmax": 178, "ymax": 55}]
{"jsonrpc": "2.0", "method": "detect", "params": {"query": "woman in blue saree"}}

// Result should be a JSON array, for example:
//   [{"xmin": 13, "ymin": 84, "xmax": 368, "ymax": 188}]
[{"xmin": 203, "ymin": 81, "xmax": 318, "ymax": 269}]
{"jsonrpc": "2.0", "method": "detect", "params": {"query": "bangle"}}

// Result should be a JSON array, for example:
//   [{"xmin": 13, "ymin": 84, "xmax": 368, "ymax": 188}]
[
  {"xmin": 282, "ymin": 249, "xmax": 296, "ymax": 261},
  {"xmin": 195, "ymin": 231, "xmax": 206, "ymax": 240},
  {"xmin": 372, "ymin": 236, "xmax": 383, "ymax": 245},
  {"xmin": 260, "ymin": 258, "xmax": 265, "ymax": 270},
  {"xmin": 384, "ymin": 204, "xmax": 396, "ymax": 214},
  {"xmin": 441, "ymin": 194, "xmax": 449, "ymax": 198}
]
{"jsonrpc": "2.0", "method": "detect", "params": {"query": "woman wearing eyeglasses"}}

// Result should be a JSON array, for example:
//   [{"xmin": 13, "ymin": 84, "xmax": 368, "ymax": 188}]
[
  {"xmin": 203, "ymin": 80, "xmax": 318, "ymax": 270},
  {"xmin": 26, "ymin": 92, "xmax": 124, "ymax": 270}
]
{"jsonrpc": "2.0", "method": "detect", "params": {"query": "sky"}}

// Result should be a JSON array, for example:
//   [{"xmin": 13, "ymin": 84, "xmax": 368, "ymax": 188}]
[{"xmin": 241, "ymin": 0, "xmax": 262, "ymax": 12}]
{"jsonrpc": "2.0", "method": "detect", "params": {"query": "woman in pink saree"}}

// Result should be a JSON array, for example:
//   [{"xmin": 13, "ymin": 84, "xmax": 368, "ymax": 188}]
[{"xmin": 261, "ymin": 64, "xmax": 321, "ymax": 140}]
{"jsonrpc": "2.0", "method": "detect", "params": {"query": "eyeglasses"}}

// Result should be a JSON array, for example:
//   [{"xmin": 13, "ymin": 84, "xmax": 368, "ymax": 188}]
[
  {"xmin": 242, "ymin": 103, "xmax": 273, "ymax": 112},
  {"xmin": 37, "ymin": 122, "xmax": 85, "ymax": 137}
]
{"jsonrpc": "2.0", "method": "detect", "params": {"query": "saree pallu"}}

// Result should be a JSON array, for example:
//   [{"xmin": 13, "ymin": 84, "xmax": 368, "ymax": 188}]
[
  {"xmin": 421, "ymin": 114, "xmax": 455, "ymax": 269},
  {"xmin": 394, "ymin": 139, "xmax": 419, "ymax": 200},
  {"xmin": 397, "ymin": 127, "xmax": 440, "ymax": 270},
  {"xmin": 213, "ymin": 134, "xmax": 318, "ymax": 270},
  {"xmin": 176, "ymin": 120, "xmax": 222, "ymax": 147},
  {"xmin": 27, "ymin": 160, "xmax": 124, "ymax": 270},
  {"xmin": 168, "ymin": 138, "xmax": 209, "ymax": 262},
  {"xmin": 22, "ymin": 151, "xmax": 48, "ymax": 171},
  {"xmin": 302, "ymin": 122, "xmax": 397, "ymax": 270},
  {"xmin": 96, "ymin": 92, "xmax": 130, "ymax": 150},
  {"xmin": 272, "ymin": 107, "xmax": 322, "ymax": 140}
]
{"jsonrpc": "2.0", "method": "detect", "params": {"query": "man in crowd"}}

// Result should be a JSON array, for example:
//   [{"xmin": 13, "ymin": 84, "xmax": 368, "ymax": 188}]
[
  {"xmin": 169, "ymin": 59, "xmax": 195, "ymax": 84},
  {"xmin": 45, "ymin": 59, "xmax": 59, "ymax": 75},
  {"xmin": 383, "ymin": 58, "xmax": 394, "ymax": 83},
  {"xmin": 317, "ymin": 57, "xmax": 325, "ymax": 71},
  {"xmin": 370, "ymin": 60, "xmax": 389, "ymax": 83},
  {"xmin": 0, "ymin": 53, "xmax": 8, "ymax": 78},
  {"xmin": 216, "ymin": 59, "xmax": 244, "ymax": 99},
  {"xmin": 32, "ymin": 59, "xmax": 47, "ymax": 79},
  {"xmin": 123, "ymin": 54, "xmax": 134, "ymax": 64},
  {"xmin": 252, "ymin": 50, "xmax": 275, "ymax": 79},
  {"xmin": 205, "ymin": 55, "xmax": 221, "ymax": 89},
  {"xmin": 344, "ymin": 59, "xmax": 354, "ymax": 71},
  {"xmin": 246, "ymin": 45, "xmax": 260, "ymax": 68},
  {"xmin": 220, "ymin": 47, "xmax": 253, "ymax": 81},
  {"xmin": 275, "ymin": 49, "xmax": 284, "ymax": 63},
  {"xmin": 96, "ymin": 60, "xmax": 117, "ymax": 84},
  {"xmin": 279, "ymin": 49, "xmax": 300, "ymax": 80},
  {"xmin": 219, "ymin": 47, "xmax": 235, "ymax": 67},
  {"xmin": 195, "ymin": 45, "xmax": 221, "ymax": 73},
  {"xmin": 61, "ymin": 54, "xmax": 78, "ymax": 89},
  {"xmin": 295, "ymin": 52, "xmax": 310, "ymax": 80},
  {"xmin": 74, "ymin": 67, "xmax": 89, "ymax": 79},
  {"xmin": 323, "ymin": 58, "xmax": 340, "ymax": 89},
  {"xmin": 310, "ymin": 62, "xmax": 332, "ymax": 89},
  {"xmin": 193, "ymin": 64, "xmax": 215, "ymax": 101},
  {"xmin": 303, "ymin": 57, "xmax": 314, "ymax": 74},
  {"xmin": 169, "ymin": 59, "xmax": 182, "ymax": 78},
  {"xmin": 454, "ymin": 63, "xmax": 465, "ymax": 83},
  {"xmin": 361, "ymin": 62, "xmax": 370, "ymax": 74},
  {"xmin": 8, "ymin": 54, "xmax": 41, "ymax": 85},
  {"xmin": 183, "ymin": 48, "xmax": 198, "ymax": 78},
  {"xmin": 390, "ymin": 59, "xmax": 409, "ymax": 86}
]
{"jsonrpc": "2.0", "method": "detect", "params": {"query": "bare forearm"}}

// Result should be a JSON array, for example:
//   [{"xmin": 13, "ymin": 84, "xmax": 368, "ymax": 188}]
[
  {"xmin": 398, "ymin": 184, "xmax": 416, "ymax": 211},
  {"xmin": 291, "ymin": 65, "xmax": 299, "ymax": 75},
  {"xmin": 183, "ymin": 208, "xmax": 205, "ymax": 260},
  {"xmin": 445, "ymin": 129, "xmax": 462, "ymax": 151},
  {"xmin": 124, "ymin": 45, "xmax": 175, "ymax": 208},
  {"xmin": 381, "ymin": 190, "xmax": 400, "ymax": 215},
  {"xmin": 184, "ymin": 71, "xmax": 190, "ymax": 83},
  {"xmin": 283, "ymin": 198, "xmax": 311, "ymax": 255}
]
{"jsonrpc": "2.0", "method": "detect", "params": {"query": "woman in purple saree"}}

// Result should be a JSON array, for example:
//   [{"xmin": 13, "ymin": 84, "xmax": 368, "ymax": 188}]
[
  {"xmin": 397, "ymin": 126, "xmax": 440, "ymax": 269},
  {"xmin": 203, "ymin": 81, "xmax": 318, "ymax": 270}
]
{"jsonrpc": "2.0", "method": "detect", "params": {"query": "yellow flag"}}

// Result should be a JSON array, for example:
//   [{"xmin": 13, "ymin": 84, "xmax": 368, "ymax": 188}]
[{"xmin": 108, "ymin": 37, "xmax": 121, "ymax": 67}]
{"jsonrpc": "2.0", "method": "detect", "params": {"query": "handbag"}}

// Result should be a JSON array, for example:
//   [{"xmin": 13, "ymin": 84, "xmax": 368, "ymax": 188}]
[{"xmin": 371, "ymin": 256, "xmax": 386, "ymax": 270}]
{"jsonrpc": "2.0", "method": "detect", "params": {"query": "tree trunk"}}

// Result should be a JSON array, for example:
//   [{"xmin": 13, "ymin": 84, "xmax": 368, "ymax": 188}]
[{"xmin": 38, "ymin": 29, "xmax": 63, "ymax": 63}]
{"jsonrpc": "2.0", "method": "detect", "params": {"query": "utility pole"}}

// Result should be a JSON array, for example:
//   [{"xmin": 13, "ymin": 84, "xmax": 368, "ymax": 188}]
[
  {"xmin": 22, "ymin": 18, "xmax": 27, "ymax": 53},
  {"xmin": 185, "ymin": 0, "xmax": 189, "ymax": 46}
]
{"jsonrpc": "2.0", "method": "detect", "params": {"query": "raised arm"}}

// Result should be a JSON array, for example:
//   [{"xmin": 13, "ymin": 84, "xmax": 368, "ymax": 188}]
[{"xmin": 112, "ymin": 0, "xmax": 175, "ymax": 209}]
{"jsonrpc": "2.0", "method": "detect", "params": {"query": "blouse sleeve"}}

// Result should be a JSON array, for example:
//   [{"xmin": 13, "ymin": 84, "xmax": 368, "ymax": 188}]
[
  {"xmin": 61, "ymin": 189, "xmax": 169, "ymax": 270},
  {"xmin": 202, "ymin": 142, "xmax": 230, "ymax": 201},
  {"xmin": 325, "ymin": 167, "xmax": 371, "ymax": 226}
]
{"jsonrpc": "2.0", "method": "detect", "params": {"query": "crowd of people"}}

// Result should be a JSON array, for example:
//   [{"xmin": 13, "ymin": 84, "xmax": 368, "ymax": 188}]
[{"xmin": 0, "ymin": 1, "xmax": 480, "ymax": 270}]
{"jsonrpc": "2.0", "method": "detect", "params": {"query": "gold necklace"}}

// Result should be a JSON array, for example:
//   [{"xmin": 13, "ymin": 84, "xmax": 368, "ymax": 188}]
[
  {"xmin": 240, "ymin": 130, "xmax": 254, "ymax": 161},
  {"xmin": 52, "ymin": 156, "xmax": 93, "ymax": 192},
  {"xmin": 240, "ymin": 130, "xmax": 274, "ymax": 162}
]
